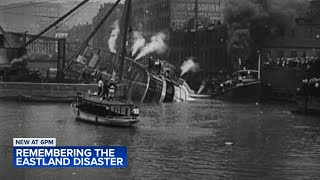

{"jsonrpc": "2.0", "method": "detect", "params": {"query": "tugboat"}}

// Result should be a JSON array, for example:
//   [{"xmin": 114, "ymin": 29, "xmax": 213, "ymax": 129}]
[
  {"xmin": 214, "ymin": 51, "xmax": 273, "ymax": 102},
  {"xmin": 71, "ymin": 93, "xmax": 139, "ymax": 127},
  {"xmin": 215, "ymin": 69, "xmax": 263, "ymax": 102}
]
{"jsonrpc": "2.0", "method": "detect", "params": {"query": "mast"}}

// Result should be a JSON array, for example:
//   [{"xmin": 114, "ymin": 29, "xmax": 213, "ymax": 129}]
[
  {"xmin": 118, "ymin": 0, "xmax": 131, "ymax": 83},
  {"xmin": 22, "ymin": 0, "xmax": 89, "ymax": 48},
  {"xmin": 63, "ymin": 0, "xmax": 122, "ymax": 72}
]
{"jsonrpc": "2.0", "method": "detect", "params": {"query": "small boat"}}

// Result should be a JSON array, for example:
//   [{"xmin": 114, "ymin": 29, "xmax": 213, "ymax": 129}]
[
  {"xmin": 71, "ymin": 93, "xmax": 139, "ymax": 127},
  {"xmin": 19, "ymin": 94, "xmax": 75, "ymax": 103},
  {"xmin": 214, "ymin": 70, "xmax": 263, "ymax": 102}
]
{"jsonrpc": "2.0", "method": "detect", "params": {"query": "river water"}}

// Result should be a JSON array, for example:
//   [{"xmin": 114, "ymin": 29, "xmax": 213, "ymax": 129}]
[{"xmin": 0, "ymin": 100, "xmax": 320, "ymax": 180}]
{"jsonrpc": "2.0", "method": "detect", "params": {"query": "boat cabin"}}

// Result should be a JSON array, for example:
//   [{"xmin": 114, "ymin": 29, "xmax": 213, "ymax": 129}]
[
  {"xmin": 74, "ymin": 94, "xmax": 137, "ymax": 119},
  {"xmin": 231, "ymin": 70, "xmax": 260, "ymax": 86}
]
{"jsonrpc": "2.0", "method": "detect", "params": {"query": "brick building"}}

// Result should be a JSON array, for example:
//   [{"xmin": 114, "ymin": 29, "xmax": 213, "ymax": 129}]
[
  {"xmin": 67, "ymin": 23, "xmax": 93, "ymax": 48},
  {"xmin": 92, "ymin": 3, "xmax": 124, "ymax": 49},
  {"xmin": 60, "ymin": 1, "xmax": 102, "ymax": 28}
]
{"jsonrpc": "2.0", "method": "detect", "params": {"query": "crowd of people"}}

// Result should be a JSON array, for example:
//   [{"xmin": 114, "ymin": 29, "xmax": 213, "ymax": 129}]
[{"xmin": 263, "ymin": 57, "xmax": 319, "ymax": 71}]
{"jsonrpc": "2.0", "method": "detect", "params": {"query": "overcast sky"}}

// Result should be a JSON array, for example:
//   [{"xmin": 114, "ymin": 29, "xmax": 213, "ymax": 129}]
[{"xmin": 0, "ymin": 0, "xmax": 120, "ymax": 6}]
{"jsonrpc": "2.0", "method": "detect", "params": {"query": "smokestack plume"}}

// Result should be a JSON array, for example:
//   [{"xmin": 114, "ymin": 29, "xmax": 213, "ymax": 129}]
[
  {"xmin": 108, "ymin": 20, "xmax": 120, "ymax": 53},
  {"xmin": 135, "ymin": 32, "xmax": 167, "ymax": 60},
  {"xmin": 10, "ymin": 55, "xmax": 30, "ymax": 68},
  {"xmin": 180, "ymin": 58, "xmax": 200, "ymax": 77},
  {"xmin": 131, "ymin": 31, "xmax": 146, "ymax": 56}
]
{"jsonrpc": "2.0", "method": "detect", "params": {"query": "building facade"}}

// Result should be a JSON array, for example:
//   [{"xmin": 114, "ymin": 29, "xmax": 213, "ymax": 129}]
[
  {"xmin": 131, "ymin": 0, "xmax": 221, "ymax": 33},
  {"xmin": 130, "ymin": 0, "xmax": 228, "ymax": 74},
  {"xmin": 169, "ymin": 25, "xmax": 228, "ymax": 73},
  {"xmin": 67, "ymin": 23, "xmax": 93, "ymax": 48},
  {"xmin": 92, "ymin": 3, "xmax": 124, "ymax": 49}
]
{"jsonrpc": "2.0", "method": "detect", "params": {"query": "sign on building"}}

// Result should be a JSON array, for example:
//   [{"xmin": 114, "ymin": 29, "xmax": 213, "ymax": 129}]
[{"xmin": 171, "ymin": 0, "xmax": 220, "ymax": 29}]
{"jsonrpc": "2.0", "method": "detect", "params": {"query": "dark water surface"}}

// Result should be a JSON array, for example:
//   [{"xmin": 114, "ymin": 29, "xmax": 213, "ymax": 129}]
[{"xmin": 0, "ymin": 100, "xmax": 320, "ymax": 180}]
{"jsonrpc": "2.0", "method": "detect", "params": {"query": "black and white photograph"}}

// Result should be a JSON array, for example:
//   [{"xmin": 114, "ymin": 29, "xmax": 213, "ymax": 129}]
[{"xmin": 0, "ymin": 0, "xmax": 320, "ymax": 179}]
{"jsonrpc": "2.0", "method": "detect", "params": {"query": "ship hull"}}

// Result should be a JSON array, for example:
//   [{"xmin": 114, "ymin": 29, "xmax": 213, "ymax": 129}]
[{"xmin": 96, "ymin": 48, "xmax": 191, "ymax": 103}]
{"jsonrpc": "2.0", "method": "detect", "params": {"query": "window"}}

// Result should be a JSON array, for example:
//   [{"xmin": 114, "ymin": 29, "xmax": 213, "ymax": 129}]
[
  {"xmin": 304, "ymin": 27, "xmax": 313, "ymax": 39},
  {"xmin": 277, "ymin": 50, "xmax": 284, "ymax": 57},
  {"xmin": 291, "ymin": 51, "xmax": 297, "ymax": 57}
]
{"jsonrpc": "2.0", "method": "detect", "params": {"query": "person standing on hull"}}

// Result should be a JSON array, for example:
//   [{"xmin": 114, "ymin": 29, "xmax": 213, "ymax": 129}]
[
  {"xmin": 101, "ymin": 79, "xmax": 109, "ymax": 100},
  {"xmin": 131, "ymin": 106, "xmax": 139, "ymax": 119},
  {"xmin": 108, "ymin": 79, "xmax": 117, "ymax": 101},
  {"xmin": 97, "ymin": 76, "xmax": 104, "ymax": 98},
  {"xmin": 154, "ymin": 59, "xmax": 161, "ymax": 74}
]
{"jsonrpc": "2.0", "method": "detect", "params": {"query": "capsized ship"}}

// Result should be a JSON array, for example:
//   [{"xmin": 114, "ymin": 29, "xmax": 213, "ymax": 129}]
[{"xmin": 83, "ymin": 47, "xmax": 197, "ymax": 103}]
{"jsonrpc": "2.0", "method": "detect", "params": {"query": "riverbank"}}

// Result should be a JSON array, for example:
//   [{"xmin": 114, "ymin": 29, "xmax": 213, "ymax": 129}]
[{"xmin": 0, "ymin": 82, "xmax": 127, "ymax": 100}]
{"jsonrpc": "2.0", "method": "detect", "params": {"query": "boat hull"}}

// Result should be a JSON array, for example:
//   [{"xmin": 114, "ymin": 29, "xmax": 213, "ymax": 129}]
[
  {"xmin": 215, "ymin": 81, "xmax": 262, "ymax": 102},
  {"xmin": 73, "ymin": 107, "xmax": 139, "ymax": 127}
]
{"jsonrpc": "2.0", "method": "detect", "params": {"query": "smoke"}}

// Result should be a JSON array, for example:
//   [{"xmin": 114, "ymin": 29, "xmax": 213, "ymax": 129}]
[
  {"xmin": 131, "ymin": 31, "xmax": 146, "ymax": 56},
  {"xmin": 108, "ymin": 20, "xmax": 120, "ymax": 53},
  {"xmin": 224, "ymin": 0, "xmax": 308, "ymax": 60},
  {"xmin": 180, "ymin": 58, "xmax": 200, "ymax": 77},
  {"xmin": 10, "ymin": 55, "xmax": 29, "ymax": 67},
  {"xmin": 135, "ymin": 32, "xmax": 167, "ymax": 60}
]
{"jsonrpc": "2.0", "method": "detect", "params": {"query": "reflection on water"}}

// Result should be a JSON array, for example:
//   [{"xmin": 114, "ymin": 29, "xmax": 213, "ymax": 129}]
[{"xmin": 0, "ymin": 100, "xmax": 320, "ymax": 180}]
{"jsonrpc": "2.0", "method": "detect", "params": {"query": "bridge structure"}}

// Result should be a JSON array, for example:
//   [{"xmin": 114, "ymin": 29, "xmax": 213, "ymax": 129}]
[{"xmin": 25, "ymin": 34, "xmax": 78, "ymax": 58}]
